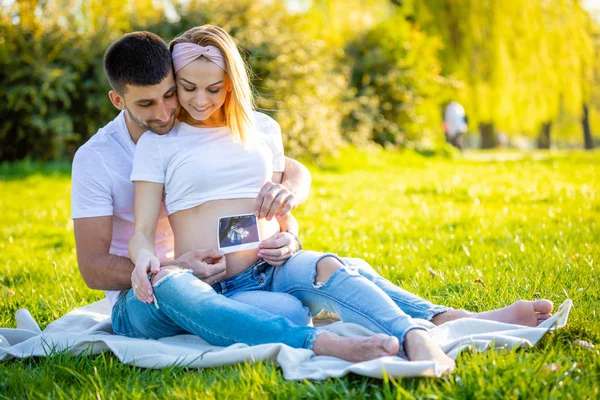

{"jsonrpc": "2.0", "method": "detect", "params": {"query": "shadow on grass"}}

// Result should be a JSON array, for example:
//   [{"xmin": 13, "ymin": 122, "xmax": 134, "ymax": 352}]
[{"xmin": 0, "ymin": 159, "xmax": 72, "ymax": 181}]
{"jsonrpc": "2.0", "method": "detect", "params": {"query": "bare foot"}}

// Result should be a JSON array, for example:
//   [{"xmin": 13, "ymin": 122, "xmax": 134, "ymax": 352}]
[
  {"xmin": 473, "ymin": 300, "xmax": 554, "ymax": 327},
  {"xmin": 432, "ymin": 300, "xmax": 554, "ymax": 327},
  {"xmin": 404, "ymin": 330, "xmax": 456, "ymax": 372},
  {"xmin": 312, "ymin": 332, "xmax": 399, "ymax": 362}
]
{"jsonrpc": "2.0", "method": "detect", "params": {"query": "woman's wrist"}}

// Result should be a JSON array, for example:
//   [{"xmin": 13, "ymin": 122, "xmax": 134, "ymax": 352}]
[
  {"xmin": 136, "ymin": 248, "xmax": 153, "ymax": 263},
  {"xmin": 285, "ymin": 230, "xmax": 302, "ymax": 253}
]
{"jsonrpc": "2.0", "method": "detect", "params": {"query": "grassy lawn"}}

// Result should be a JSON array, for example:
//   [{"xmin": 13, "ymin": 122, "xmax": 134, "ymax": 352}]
[{"xmin": 0, "ymin": 148, "xmax": 598, "ymax": 399}]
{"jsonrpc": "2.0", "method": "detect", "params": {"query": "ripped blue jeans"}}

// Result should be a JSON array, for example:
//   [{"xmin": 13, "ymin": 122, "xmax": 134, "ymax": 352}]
[
  {"xmin": 212, "ymin": 251, "xmax": 441, "ymax": 350},
  {"xmin": 112, "ymin": 251, "xmax": 448, "ymax": 352}
]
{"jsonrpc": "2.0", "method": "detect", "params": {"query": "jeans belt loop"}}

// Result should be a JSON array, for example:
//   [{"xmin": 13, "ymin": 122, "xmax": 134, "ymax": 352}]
[{"xmin": 219, "ymin": 280, "xmax": 228, "ymax": 295}]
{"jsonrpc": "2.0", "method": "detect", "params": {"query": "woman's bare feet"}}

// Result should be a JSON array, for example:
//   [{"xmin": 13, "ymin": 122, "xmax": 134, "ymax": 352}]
[
  {"xmin": 473, "ymin": 299, "xmax": 554, "ymax": 326},
  {"xmin": 312, "ymin": 332, "xmax": 399, "ymax": 362},
  {"xmin": 431, "ymin": 300, "xmax": 554, "ymax": 327},
  {"xmin": 403, "ymin": 329, "xmax": 456, "ymax": 372}
]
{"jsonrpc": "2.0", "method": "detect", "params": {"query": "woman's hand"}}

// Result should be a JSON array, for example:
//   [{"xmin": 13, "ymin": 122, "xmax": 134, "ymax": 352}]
[
  {"xmin": 257, "ymin": 231, "xmax": 300, "ymax": 266},
  {"xmin": 131, "ymin": 249, "xmax": 160, "ymax": 303}
]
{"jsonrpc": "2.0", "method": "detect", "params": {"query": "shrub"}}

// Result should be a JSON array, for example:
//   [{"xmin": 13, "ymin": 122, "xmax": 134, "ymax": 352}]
[
  {"xmin": 343, "ymin": 15, "xmax": 448, "ymax": 147},
  {"xmin": 0, "ymin": 11, "xmax": 122, "ymax": 162},
  {"xmin": 1, "ymin": 1, "xmax": 348, "ymax": 161}
]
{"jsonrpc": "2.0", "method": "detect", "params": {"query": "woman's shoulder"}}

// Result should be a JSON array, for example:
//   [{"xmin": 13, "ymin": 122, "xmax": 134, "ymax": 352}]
[
  {"xmin": 138, "ymin": 124, "xmax": 185, "ymax": 145},
  {"xmin": 147, "ymin": 123, "xmax": 184, "ymax": 138},
  {"xmin": 136, "ymin": 126, "xmax": 187, "ymax": 164},
  {"xmin": 252, "ymin": 111, "xmax": 281, "ymax": 136}
]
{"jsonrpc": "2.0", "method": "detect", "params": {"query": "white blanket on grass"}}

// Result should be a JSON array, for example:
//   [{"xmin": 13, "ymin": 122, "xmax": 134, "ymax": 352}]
[{"xmin": 0, "ymin": 299, "xmax": 572, "ymax": 380}]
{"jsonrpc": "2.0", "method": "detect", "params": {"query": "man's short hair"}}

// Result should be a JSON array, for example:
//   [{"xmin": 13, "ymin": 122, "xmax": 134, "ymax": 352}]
[{"xmin": 103, "ymin": 31, "xmax": 172, "ymax": 94}]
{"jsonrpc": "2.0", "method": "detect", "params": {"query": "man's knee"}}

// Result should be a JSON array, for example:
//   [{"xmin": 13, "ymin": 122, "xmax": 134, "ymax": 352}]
[{"xmin": 315, "ymin": 256, "xmax": 344, "ymax": 284}]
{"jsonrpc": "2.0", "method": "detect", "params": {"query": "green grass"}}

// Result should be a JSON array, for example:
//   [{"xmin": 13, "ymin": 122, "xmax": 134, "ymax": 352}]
[{"xmin": 1, "ymin": 148, "xmax": 599, "ymax": 399}]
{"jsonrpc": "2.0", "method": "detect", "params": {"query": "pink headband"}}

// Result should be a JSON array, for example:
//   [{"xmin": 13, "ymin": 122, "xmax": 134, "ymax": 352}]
[{"xmin": 172, "ymin": 43, "xmax": 228, "ymax": 74}]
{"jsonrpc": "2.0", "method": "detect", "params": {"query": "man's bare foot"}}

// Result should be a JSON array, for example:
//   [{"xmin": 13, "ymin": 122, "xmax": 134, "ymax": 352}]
[
  {"xmin": 404, "ymin": 329, "xmax": 455, "ymax": 371},
  {"xmin": 404, "ymin": 330, "xmax": 456, "ymax": 369},
  {"xmin": 431, "ymin": 300, "xmax": 554, "ymax": 327},
  {"xmin": 312, "ymin": 332, "xmax": 399, "ymax": 362}
]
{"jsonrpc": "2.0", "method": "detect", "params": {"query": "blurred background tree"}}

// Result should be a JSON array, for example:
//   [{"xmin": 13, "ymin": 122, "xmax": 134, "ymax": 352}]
[
  {"xmin": 0, "ymin": 0, "xmax": 597, "ymax": 162},
  {"xmin": 343, "ymin": 13, "xmax": 450, "ymax": 148},
  {"xmin": 410, "ymin": 0, "xmax": 594, "ymax": 149},
  {"xmin": 588, "ymin": 14, "xmax": 600, "ymax": 149},
  {"xmin": 0, "ymin": 0, "xmax": 164, "ymax": 161}
]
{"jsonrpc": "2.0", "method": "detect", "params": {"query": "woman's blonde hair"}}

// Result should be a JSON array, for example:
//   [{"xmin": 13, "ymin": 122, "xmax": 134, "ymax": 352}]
[{"xmin": 169, "ymin": 25, "xmax": 255, "ymax": 143}]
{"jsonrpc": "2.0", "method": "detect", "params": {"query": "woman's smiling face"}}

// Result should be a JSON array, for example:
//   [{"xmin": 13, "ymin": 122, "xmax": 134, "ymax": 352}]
[{"xmin": 175, "ymin": 56, "xmax": 231, "ymax": 126}]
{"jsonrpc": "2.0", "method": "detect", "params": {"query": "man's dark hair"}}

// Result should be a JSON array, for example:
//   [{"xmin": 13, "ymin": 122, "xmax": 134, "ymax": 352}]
[{"xmin": 103, "ymin": 31, "xmax": 172, "ymax": 94}]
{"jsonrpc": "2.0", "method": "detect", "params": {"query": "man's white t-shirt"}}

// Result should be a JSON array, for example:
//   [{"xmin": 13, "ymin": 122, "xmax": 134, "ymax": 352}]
[{"xmin": 71, "ymin": 111, "xmax": 174, "ymax": 308}]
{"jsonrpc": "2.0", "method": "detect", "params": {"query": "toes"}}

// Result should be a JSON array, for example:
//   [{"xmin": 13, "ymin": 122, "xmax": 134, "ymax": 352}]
[
  {"xmin": 536, "ymin": 313, "xmax": 552, "ymax": 323},
  {"xmin": 532, "ymin": 299, "xmax": 554, "ymax": 314}
]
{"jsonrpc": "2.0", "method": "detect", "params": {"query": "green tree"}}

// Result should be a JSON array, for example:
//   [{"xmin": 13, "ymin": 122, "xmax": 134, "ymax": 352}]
[
  {"xmin": 410, "ymin": 0, "xmax": 594, "ymax": 148},
  {"xmin": 0, "ymin": 0, "xmax": 165, "ymax": 161},
  {"xmin": 584, "ymin": 15, "xmax": 600, "ymax": 149},
  {"xmin": 296, "ymin": 0, "xmax": 394, "ymax": 47},
  {"xmin": 343, "ymin": 13, "xmax": 449, "ymax": 147},
  {"xmin": 1, "ymin": 0, "xmax": 347, "ymax": 160}
]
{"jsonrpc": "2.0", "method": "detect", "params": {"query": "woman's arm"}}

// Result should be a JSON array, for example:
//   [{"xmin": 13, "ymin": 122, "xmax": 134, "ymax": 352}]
[
  {"xmin": 128, "ymin": 180, "xmax": 164, "ymax": 303},
  {"xmin": 257, "ymin": 172, "xmax": 302, "ymax": 266}
]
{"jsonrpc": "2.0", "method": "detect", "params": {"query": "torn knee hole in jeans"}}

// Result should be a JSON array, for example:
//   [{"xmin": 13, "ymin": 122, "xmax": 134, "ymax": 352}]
[
  {"xmin": 313, "ymin": 281, "xmax": 326, "ymax": 289},
  {"xmin": 152, "ymin": 268, "xmax": 192, "ymax": 288},
  {"xmin": 312, "ymin": 255, "xmax": 357, "ymax": 289}
]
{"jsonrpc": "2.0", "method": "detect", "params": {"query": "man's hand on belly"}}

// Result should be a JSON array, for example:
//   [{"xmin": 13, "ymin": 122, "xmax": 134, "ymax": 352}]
[{"xmin": 170, "ymin": 249, "xmax": 227, "ymax": 285}]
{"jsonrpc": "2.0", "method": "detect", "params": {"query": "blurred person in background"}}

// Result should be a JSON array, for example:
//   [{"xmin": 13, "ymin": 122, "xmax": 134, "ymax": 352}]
[{"xmin": 443, "ymin": 101, "xmax": 468, "ymax": 150}]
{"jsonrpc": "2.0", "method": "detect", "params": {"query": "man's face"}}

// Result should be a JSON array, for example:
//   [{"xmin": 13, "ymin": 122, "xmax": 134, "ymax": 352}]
[{"xmin": 117, "ymin": 71, "xmax": 179, "ymax": 135}]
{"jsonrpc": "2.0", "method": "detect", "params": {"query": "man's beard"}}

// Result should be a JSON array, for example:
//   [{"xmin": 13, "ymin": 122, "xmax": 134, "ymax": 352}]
[{"xmin": 126, "ymin": 108, "xmax": 176, "ymax": 135}]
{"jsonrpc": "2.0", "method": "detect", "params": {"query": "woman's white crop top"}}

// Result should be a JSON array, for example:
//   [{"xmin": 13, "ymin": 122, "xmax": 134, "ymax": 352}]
[{"xmin": 130, "ymin": 112, "xmax": 285, "ymax": 215}]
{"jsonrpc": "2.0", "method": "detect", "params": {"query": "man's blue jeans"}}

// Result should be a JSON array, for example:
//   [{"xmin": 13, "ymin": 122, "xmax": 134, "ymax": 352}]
[{"xmin": 112, "ymin": 252, "xmax": 448, "ymax": 350}]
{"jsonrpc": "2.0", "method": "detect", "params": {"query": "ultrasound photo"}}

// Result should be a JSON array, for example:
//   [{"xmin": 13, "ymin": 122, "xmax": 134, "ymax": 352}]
[{"xmin": 217, "ymin": 214, "xmax": 261, "ymax": 254}]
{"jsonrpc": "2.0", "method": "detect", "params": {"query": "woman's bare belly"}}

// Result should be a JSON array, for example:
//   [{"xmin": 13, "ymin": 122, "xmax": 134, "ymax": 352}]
[{"xmin": 169, "ymin": 198, "xmax": 280, "ymax": 279}]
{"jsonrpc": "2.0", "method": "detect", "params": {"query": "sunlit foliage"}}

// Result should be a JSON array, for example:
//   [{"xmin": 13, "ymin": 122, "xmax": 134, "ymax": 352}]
[{"xmin": 410, "ymin": 0, "xmax": 595, "ymax": 144}]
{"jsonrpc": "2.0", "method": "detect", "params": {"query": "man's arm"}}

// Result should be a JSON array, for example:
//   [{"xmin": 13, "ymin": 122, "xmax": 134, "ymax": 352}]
[
  {"xmin": 74, "ymin": 216, "xmax": 134, "ymax": 290},
  {"xmin": 281, "ymin": 157, "xmax": 311, "ymax": 205},
  {"xmin": 74, "ymin": 216, "xmax": 227, "ymax": 291},
  {"xmin": 254, "ymin": 157, "xmax": 312, "ymax": 220}
]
